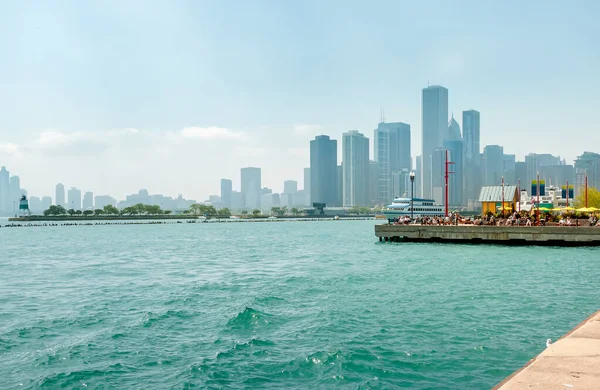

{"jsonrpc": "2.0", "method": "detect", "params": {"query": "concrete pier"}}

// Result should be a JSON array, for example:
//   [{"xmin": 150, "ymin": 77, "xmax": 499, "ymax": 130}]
[
  {"xmin": 494, "ymin": 310, "xmax": 600, "ymax": 389},
  {"xmin": 375, "ymin": 224, "xmax": 600, "ymax": 246}
]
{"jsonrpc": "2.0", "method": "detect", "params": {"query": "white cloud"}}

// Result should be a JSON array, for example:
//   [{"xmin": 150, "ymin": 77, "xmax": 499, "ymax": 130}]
[
  {"xmin": 180, "ymin": 126, "xmax": 245, "ymax": 140},
  {"xmin": 0, "ymin": 142, "xmax": 21, "ymax": 156}
]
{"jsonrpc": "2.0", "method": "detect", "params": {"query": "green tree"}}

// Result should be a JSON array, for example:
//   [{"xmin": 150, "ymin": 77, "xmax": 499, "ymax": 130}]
[
  {"xmin": 83, "ymin": 210, "xmax": 94, "ymax": 217},
  {"xmin": 44, "ymin": 205, "xmax": 67, "ymax": 216},
  {"xmin": 163, "ymin": 210, "xmax": 172, "ymax": 215},
  {"xmin": 67, "ymin": 209, "xmax": 76, "ymax": 216},
  {"xmin": 359, "ymin": 206, "xmax": 371, "ymax": 215},
  {"xmin": 241, "ymin": 210, "xmax": 248, "ymax": 216},
  {"xmin": 94, "ymin": 208, "xmax": 104, "ymax": 216},
  {"xmin": 252, "ymin": 209, "xmax": 261, "ymax": 217},
  {"xmin": 290, "ymin": 207, "xmax": 299, "ymax": 215},
  {"xmin": 271, "ymin": 206, "xmax": 281, "ymax": 216},
  {"xmin": 75, "ymin": 210, "xmax": 83, "ymax": 216},
  {"xmin": 218, "ymin": 208, "xmax": 231, "ymax": 217},
  {"xmin": 103, "ymin": 205, "xmax": 119, "ymax": 215},
  {"xmin": 144, "ymin": 204, "xmax": 162, "ymax": 215},
  {"xmin": 575, "ymin": 187, "xmax": 600, "ymax": 208},
  {"xmin": 349, "ymin": 206, "xmax": 361, "ymax": 215}
]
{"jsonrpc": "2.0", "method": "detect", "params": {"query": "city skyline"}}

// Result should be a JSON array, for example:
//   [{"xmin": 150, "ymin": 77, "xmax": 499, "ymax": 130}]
[{"xmin": 1, "ymin": 2, "xmax": 599, "ymax": 201}]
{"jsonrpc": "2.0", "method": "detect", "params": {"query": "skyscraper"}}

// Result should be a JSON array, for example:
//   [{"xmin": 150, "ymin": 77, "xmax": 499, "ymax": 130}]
[
  {"xmin": 483, "ymin": 145, "xmax": 504, "ymax": 186},
  {"xmin": 431, "ymin": 147, "xmax": 447, "ymax": 202},
  {"xmin": 241, "ymin": 167, "xmax": 261, "ymax": 210},
  {"xmin": 0, "ymin": 166, "xmax": 9, "ymax": 213},
  {"xmin": 368, "ymin": 161, "xmax": 379, "ymax": 206},
  {"xmin": 9, "ymin": 175, "xmax": 21, "ymax": 207},
  {"xmin": 83, "ymin": 191, "xmax": 94, "ymax": 210},
  {"xmin": 374, "ymin": 122, "xmax": 411, "ymax": 203},
  {"xmin": 446, "ymin": 115, "xmax": 461, "ymax": 140},
  {"xmin": 68, "ymin": 187, "xmax": 82, "ymax": 210},
  {"xmin": 303, "ymin": 168, "xmax": 311, "ymax": 202},
  {"xmin": 525, "ymin": 153, "xmax": 561, "ymax": 185},
  {"xmin": 41, "ymin": 196, "xmax": 52, "ymax": 211},
  {"xmin": 421, "ymin": 85, "xmax": 448, "ymax": 199},
  {"xmin": 283, "ymin": 180, "xmax": 298, "ymax": 194},
  {"xmin": 574, "ymin": 152, "xmax": 600, "ymax": 194},
  {"xmin": 55, "ymin": 183, "xmax": 65, "ymax": 207},
  {"xmin": 342, "ymin": 130, "xmax": 369, "ymax": 206},
  {"xmin": 462, "ymin": 110, "xmax": 481, "ymax": 203},
  {"xmin": 220, "ymin": 179, "xmax": 232, "ymax": 208},
  {"xmin": 310, "ymin": 135, "xmax": 337, "ymax": 206}
]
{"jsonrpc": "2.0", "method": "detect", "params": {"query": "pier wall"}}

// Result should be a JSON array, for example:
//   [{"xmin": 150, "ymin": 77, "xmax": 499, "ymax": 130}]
[
  {"xmin": 375, "ymin": 224, "xmax": 600, "ymax": 245},
  {"xmin": 494, "ymin": 309, "xmax": 600, "ymax": 389}
]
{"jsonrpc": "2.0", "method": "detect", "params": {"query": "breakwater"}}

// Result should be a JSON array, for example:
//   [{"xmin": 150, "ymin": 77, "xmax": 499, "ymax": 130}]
[
  {"xmin": 494, "ymin": 309, "xmax": 600, "ymax": 389},
  {"xmin": 375, "ymin": 224, "xmax": 600, "ymax": 246}
]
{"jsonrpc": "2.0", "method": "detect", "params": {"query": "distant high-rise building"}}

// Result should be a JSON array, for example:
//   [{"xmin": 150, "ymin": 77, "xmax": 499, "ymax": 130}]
[
  {"xmin": 540, "ymin": 165, "xmax": 574, "ymax": 188},
  {"xmin": 462, "ymin": 110, "xmax": 481, "ymax": 203},
  {"xmin": 220, "ymin": 179, "xmax": 232, "ymax": 208},
  {"xmin": 94, "ymin": 195, "xmax": 117, "ymax": 209},
  {"xmin": 230, "ymin": 191, "xmax": 245, "ymax": 211},
  {"xmin": 303, "ymin": 168, "xmax": 311, "ymax": 195},
  {"xmin": 0, "ymin": 166, "xmax": 9, "ymax": 213},
  {"xmin": 67, "ymin": 187, "xmax": 82, "ymax": 210},
  {"xmin": 310, "ymin": 135, "xmax": 338, "ymax": 206},
  {"xmin": 9, "ymin": 176, "xmax": 21, "ymax": 213},
  {"xmin": 29, "ymin": 196, "xmax": 42, "ymax": 213},
  {"xmin": 503, "ymin": 154, "xmax": 516, "ymax": 184},
  {"xmin": 336, "ymin": 164, "xmax": 343, "ymax": 207},
  {"xmin": 444, "ymin": 139, "xmax": 464, "ymax": 206},
  {"xmin": 55, "ymin": 183, "xmax": 65, "ymax": 207},
  {"xmin": 446, "ymin": 115, "xmax": 461, "ymax": 140},
  {"xmin": 574, "ymin": 152, "xmax": 600, "ymax": 194},
  {"xmin": 525, "ymin": 153, "xmax": 561, "ymax": 185},
  {"xmin": 374, "ymin": 122, "xmax": 411, "ymax": 203},
  {"xmin": 368, "ymin": 161, "xmax": 379, "ymax": 206},
  {"xmin": 515, "ymin": 162, "xmax": 527, "ymax": 188},
  {"xmin": 83, "ymin": 192, "xmax": 94, "ymax": 210},
  {"xmin": 415, "ymin": 155, "xmax": 422, "ymax": 198},
  {"xmin": 41, "ymin": 196, "xmax": 52, "ymax": 211},
  {"xmin": 431, "ymin": 147, "xmax": 447, "ymax": 203},
  {"xmin": 283, "ymin": 180, "xmax": 298, "ymax": 194},
  {"xmin": 483, "ymin": 145, "xmax": 504, "ymax": 186},
  {"xmin": 342, "ymin": 130, "xmax": 369, "ymax": 206},
  {"xmin": 421, "ymin": 85, "xmax": 449, "ymax": 199},
  {"xmin": 241, "ymin": 167, "xmax": 261, "ymax": 210}
]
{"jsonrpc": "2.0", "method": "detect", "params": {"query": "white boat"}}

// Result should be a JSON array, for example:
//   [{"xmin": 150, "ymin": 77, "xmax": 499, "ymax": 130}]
[{"xmin": 382, "ymin": 197, "xmax": 444, "ymax": 221}]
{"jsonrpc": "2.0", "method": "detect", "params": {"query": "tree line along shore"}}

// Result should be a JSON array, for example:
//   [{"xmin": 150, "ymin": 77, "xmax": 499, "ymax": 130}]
[{"xmin": 9, "ymin": 203, "xmax": 378, "ymax": 222}]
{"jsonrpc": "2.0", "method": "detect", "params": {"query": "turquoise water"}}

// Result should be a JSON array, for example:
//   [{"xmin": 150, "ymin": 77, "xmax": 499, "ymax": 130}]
[{"xmin": 1, "ymin": 220, "xmax": 599, "ymax": 389}]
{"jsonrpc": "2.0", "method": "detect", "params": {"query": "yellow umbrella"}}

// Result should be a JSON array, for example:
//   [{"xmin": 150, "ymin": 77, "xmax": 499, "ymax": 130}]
[
  {"xmin": 564, "ymin": 206, "xmax": 575, "ymax": 211},
  {"xmin": 589, "ymin": 207, "xmax": 599, "ymax": 212},
  {"xmin": 577, "ymin": 207, "xmax": 594, "ymax": 213}
]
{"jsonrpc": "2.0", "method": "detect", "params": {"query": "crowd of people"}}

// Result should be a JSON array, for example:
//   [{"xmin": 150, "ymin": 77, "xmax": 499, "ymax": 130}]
[{"xmin": 391, "ymin": 211, "xmax": 600, "ymax": 227}]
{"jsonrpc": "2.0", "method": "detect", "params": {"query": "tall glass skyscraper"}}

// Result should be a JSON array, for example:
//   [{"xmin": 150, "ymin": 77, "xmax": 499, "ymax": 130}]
[
  {"xmin": 374, "ymin": 122, "xmax": 411, "ymax": 203},
  {"xmin": 342, "ymin": 130, "xmax": 369, "ymax": 207},
  {"xmin": 483, "ymin": 145, "xmax": 504, "ymax": 186},
  {"xmin": 241, "ymin": 167, "xmax": 261, "ymax": 210},
  {"xmin": 462, "ymin": 110, "xmax": 481, "ymax": 203},
  {"xmin": 422, "ymin": 85, "xmax": 448, "ymax": 200},
  {"xmin": 55, "ymin": 183, "xmax": 65, "ymax": 207},
  {"xmin": 310, "ymin": 135, "xmax": 337, "ymax": 206},
  {"xmin": 220, "ymin": 179, "xmax": 232, "ymax": 208}
]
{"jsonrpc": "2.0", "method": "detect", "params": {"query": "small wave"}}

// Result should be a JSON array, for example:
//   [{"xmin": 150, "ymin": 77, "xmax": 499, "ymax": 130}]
[
  {"xmin": 37, "ymin": 363, "xmax": 134, "ymax": 388},
  {"xmin": 141, "ymin": 309, "xmax": 195, "ymax": 327},
  {"xmin": 226, "ymin": 307, "xmax": 273, "ymax": 330},
  {"xmin": 216, "ymin": 338, "xmax": 275, "ymax": 359}
]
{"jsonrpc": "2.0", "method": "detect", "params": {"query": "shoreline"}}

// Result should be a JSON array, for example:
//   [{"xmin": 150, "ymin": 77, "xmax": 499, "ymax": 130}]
[{"xmin": 1, "ymin": 216, "xmax": 376, "ymax": 228}]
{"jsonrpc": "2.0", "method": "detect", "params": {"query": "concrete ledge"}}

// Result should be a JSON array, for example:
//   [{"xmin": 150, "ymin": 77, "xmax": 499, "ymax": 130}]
[
  {"xmin": 375, "ymin": 225, "xmax": 600, "ymax": 246},
  {"xmin": 494, "ymin": 310, "xmax": 600, "ymax": 389}
]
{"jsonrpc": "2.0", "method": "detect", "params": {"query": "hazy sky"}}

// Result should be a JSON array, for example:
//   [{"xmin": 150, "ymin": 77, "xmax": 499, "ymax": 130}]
[{"xmin": 1, "ymin": 1, "xmax": 598, "ymax": 201}]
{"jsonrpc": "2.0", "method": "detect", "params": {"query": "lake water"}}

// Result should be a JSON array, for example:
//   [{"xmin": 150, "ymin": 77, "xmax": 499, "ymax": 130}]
[{"xmin": 1, "ymin": 219, "xmax": 599, "ymax": 389}]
